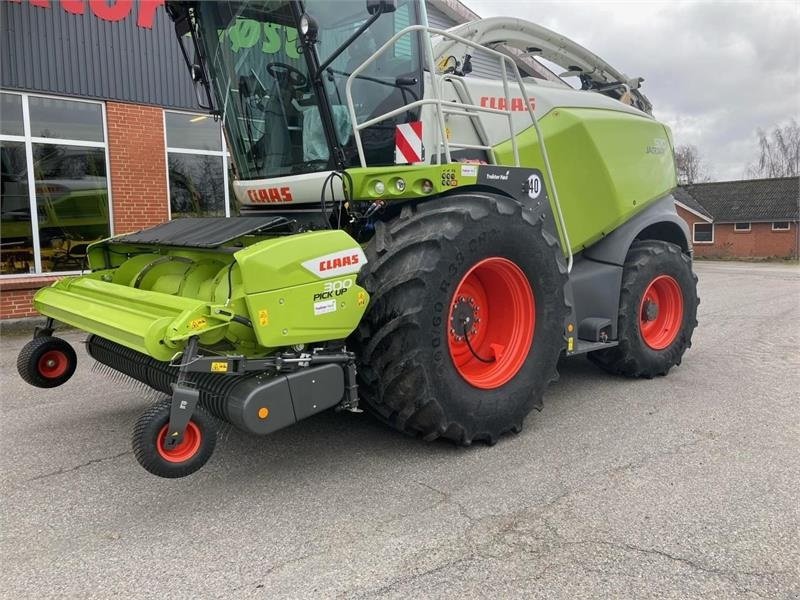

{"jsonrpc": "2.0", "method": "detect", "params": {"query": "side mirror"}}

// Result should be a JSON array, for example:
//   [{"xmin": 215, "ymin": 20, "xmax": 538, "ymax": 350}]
[
  {"xmin": 190, "ymin": 64, "xmax": 204, "ymax": 83},
  {"xmin": 366, "ymin": 0, "xmax": 396, "ymax": 15},
  {"xmin": 190, "ymin": 64, "xmax": 212, "ymax": 110},
  {"xmin": 166, "ymin": 2, "xmax": 191, "ymax": 36}
]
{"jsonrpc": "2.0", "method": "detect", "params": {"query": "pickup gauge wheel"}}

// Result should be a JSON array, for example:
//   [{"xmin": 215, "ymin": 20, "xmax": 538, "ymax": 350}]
[
  {"xmin": 17, "ymin": 336, "xmax": 77, "ymax": 389},
  {"xmin": 132, "ymin": 398, "xmax": 217, "ymax": 478}
]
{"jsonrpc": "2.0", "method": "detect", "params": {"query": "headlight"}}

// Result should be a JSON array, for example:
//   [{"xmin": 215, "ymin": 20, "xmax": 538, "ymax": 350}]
[{"xmin": 299, "ymin": 13, "xmax": 318, "ymax": 42}]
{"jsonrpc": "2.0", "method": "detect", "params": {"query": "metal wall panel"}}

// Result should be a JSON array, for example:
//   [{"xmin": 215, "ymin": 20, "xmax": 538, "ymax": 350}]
[
  {"xmin": 1, "ymin": 1, "xmax": 200, "ymax": 110},
  {"xmin": 426, "ymin": 5, "xmax": 502, "ymax": 80},
  {"xmin": 0, "ymin": 1, "xmax": 501, "ymax": 109}
]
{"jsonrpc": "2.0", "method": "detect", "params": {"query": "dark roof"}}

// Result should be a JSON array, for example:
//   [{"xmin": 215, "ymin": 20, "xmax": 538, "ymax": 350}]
[
  {"xmin": 674, "ymin": 187, "xmax": 713, "ymax": 220},
  {"xmin": 681, "ymin": 177, "xmax": 800, "ymax": 222}
]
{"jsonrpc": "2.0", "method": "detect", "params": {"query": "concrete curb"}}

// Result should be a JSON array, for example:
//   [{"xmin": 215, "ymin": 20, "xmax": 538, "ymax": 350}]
[{"xmin": 0, "ymin": 317, "xmax": 75, "ymax": 338}]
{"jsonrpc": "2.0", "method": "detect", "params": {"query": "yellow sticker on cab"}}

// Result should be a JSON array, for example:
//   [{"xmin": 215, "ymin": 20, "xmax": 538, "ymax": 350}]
[{"xmin": 258, "ymin": 309, "xmax": 269, "ymax": 326}]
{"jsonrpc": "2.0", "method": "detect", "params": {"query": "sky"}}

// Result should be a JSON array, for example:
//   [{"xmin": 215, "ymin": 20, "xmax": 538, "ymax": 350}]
[{"xmin": 462, "ymin": 0, "xmax": 800, "ymax": 181}]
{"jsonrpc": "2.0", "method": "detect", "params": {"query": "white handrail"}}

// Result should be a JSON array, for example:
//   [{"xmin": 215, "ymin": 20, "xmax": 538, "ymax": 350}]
[{"xmin": 343, "ymin": 24, "xmax": 573, "ymax": 272}]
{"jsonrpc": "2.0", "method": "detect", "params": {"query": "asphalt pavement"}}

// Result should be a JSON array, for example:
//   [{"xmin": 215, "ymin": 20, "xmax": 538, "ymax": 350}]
[{"xmin": 1, "ymin": 260, "xmax": 798, "ymax": 599}]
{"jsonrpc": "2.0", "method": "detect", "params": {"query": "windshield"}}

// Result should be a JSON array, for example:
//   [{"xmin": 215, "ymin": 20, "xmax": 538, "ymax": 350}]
[
  {"xmin": 198, "ymin": 2, "xmax": 320, "ymax": 179},
  {"xmin": 195, "ymin": 0, "xmax": 422, "ymax": 180}
]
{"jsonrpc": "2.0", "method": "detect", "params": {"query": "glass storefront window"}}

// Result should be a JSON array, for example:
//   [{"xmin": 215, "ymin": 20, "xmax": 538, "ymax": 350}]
[
  {"xmin": 1, "ymin": 93, "xmax": 24, "ymax": 136},
  {"xmin": 164, "ymin": 110, "xmax": 230, "ymax": 219},
  {"xmin": 0, "ymin": 93, "xmax": 111, "ymax": 277},
  {"xmin": 32, "ymin": 144, "xmax": 110, "ymax": 272},
  {"xmin": 165, "ymin": 112, "xmax": 222, "ymax": 152},
  {"xmin": 168, "ymin": 154, "xmax": 225, "ymax": 217},
  {"xmin": 28, "ymin": 96, "xmax": 104, "ymax": 142},
  {"xmin": 1, "ymin": 141, "xmax": 33, "ymax": 274}
]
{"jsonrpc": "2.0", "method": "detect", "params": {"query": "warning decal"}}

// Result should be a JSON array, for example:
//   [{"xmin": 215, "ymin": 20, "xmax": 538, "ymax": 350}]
[{"xmin": 395, "ymin": 121, "xmax": 423, "ymax": 164}]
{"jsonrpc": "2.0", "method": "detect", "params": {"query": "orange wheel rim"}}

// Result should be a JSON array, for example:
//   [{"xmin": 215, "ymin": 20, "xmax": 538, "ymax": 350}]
[
  {"xmin": 447, "ymin": 257, "xmax": 535, "ymax": 389},
  {"xmin": 157, "ymin": 422, "xmax": 202, "ymax": 463},
  {"xmin": 639, "ymin": 275, "xmax": 684, "ymax": 350},
  {"xmin": 37, "ymin": 350, "xmax": 69, "ymax": 379}
]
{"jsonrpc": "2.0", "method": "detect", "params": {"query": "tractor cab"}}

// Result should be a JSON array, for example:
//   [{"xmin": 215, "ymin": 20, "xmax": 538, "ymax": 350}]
[{"xmin": 168, "ymin": 0, "xmax": 424, "ymax": 189}]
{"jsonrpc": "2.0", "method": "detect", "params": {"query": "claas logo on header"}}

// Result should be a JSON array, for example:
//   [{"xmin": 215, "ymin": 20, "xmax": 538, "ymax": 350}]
[{"xmin": 319, "ymin": 254, "xmax": 359, "ymax": 272}]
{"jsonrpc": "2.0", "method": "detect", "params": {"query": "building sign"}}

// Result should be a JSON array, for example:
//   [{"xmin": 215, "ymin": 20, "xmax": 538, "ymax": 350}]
[
  {"xmin": 10, "ymin": 0, "xmax": 165, "ymax": 30},
  {"xmin": 222, "ymin": 20, "xmax": 301, "ymax": 58}
]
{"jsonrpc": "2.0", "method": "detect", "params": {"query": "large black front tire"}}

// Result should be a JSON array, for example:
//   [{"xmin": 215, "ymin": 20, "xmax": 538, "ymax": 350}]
[
  {"xmin": 352, "ymin": 194, "xmax": 568, "ymax": 445},
  {"xmin": 589, "ymin": 240, "xmax": 698, "ymax": 378}
]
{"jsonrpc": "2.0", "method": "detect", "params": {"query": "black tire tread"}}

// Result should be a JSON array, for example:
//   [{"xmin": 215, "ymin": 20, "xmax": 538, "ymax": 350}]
[
  {"xmin": 132, "ymin": 398, "xmax": 217, "ymax": 478},
  {"xmin": 588, "ymin": 240, "xmax": 699, "ymax": 378},
  {"xmin": 352, "ymin": 194, "xmax": 568, "ymax": 445},
  {"xmin": 17, "ymin": 335, "xmax": 77, "ymax": 388}
]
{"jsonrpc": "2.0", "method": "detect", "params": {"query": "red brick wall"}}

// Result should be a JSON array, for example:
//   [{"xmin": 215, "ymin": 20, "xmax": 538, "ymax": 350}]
[
  {"xmin": 0, "ymin": 277, "xmax": 59, "ymax": 319},
  {"xmin": 677, "ymin": 204, "xmax": 799, "ymax": 259},
  {"xmin": 1, "ymin": 101, "xmax": 170, "ymax": 320},
  {"xmin": 106, "ymin": 101, "xmax": 169, "ymax": 233},
  {"xmin": 700, "ymin": 222, "xmax": 799, "ymax": 259}
]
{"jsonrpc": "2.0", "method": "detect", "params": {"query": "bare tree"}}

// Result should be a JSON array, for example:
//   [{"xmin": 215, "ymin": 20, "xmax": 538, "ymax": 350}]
[
  {"xmin": 674, "ymin": 144, "xmax": 709, "ymax": 184},
  {"xmin": 747, "ymin": 119, "xmax": 800, "ymax": 178}
]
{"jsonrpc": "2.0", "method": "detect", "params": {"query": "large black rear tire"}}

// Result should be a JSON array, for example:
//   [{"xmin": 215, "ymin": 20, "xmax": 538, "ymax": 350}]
[
  {"xmin": 588, "ymin": 240, "xmax": 698, "ymax": 378},
  {"xmin": 351, "ymin": 194, "xmax": 568, "ymax": 445}
]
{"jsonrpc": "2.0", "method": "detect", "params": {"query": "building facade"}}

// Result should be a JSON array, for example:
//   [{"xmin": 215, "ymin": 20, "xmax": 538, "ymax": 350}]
[
  {"xmin": 1, "ymin": 0, "xmax": 236, "ymax": 318},
  {"xmin": 676, "ymin": 178, "xmax": 800, "ymax": 260}
]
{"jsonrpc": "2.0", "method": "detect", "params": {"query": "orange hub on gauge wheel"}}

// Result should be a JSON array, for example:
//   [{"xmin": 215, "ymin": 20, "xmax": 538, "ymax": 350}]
[
  {"xmin": 156, "ymin": 422, "xmax": 203, "ymax": 463},
  {"xmin": 37, "ymin": 350, "xmax": 69, "ymax": 379},
  {"xmin": 639, "ymin": 275, "xmax": 684, "ymax": 350},
  {"xmin": 448, "ymin": 257, "xmax": 535, "ymax": 389}
]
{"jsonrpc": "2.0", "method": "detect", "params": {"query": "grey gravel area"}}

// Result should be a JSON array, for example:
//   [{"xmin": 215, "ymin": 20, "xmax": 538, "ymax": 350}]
[{"xmin": 1, "ymin": 260, "xmax": 798, "ymax": 599}]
